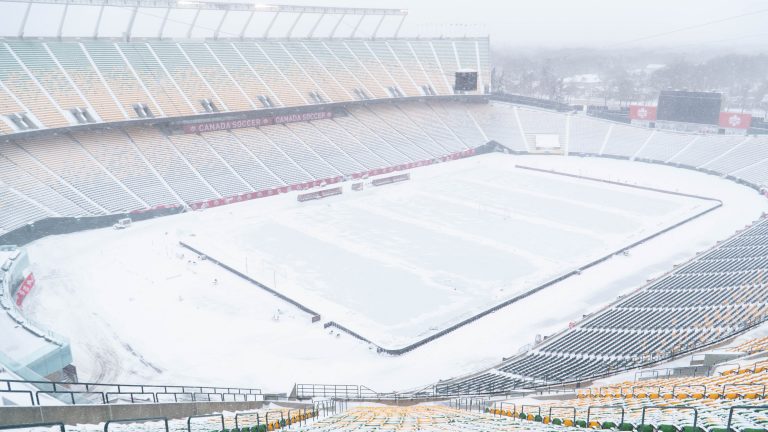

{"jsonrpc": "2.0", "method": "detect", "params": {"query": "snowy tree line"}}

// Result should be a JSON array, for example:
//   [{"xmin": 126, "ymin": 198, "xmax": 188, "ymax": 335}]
[{"xmin": 491, "ymin": 48, "xmax": 768, "ymax": 113}]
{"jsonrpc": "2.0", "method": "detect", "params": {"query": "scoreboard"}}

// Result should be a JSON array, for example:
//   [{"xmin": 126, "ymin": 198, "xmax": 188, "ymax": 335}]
[
  {"xmin": 454, "ymin": 70, "xmax": 478, "ymax": 92},
  {"xmin": 657, "ymin": 91, "xmax": 722, "ymax": 125}
]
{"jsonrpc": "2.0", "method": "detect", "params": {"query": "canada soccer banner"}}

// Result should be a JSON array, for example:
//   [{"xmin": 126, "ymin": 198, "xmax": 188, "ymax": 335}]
[
  {"xmin": 629, "ymin": 105, "xmax": 657, "ymax": 121},
  {"xmin": 719, "ymin": 112, "xmax": 752, "ymax": 130},
  {"xmin": 15, "ymin": 272, "xmax": 35, "ymax": 307},
  {"xmin": 181, "ymin": 110, "xmax": 334, "ymax": 134}
]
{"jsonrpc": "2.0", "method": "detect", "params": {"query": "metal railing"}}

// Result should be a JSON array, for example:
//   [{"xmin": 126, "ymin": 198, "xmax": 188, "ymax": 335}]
[
  {"xmin": 1, "ymin": 378, "xmax": 262, "ymax": 406},
  {"xmin": 293, "ymin": 384, "xmax": 377, "ymax": 399}
]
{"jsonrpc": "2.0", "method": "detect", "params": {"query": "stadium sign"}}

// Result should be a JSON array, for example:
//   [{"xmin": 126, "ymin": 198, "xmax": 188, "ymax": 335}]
[
  {"xmin": 718, "ymin": 112, "xmax": 752, "ymax": 130},
  {"xmin": 629, "ymin": 105, "xmax": 657, "ymax": 121},
  {"xmin": 15, "ymin": 272, "xmax": 35, "ymax": 307},
  {"xmin": 181, "ymin": 110, "xmax": 334, "ymax": 134}
]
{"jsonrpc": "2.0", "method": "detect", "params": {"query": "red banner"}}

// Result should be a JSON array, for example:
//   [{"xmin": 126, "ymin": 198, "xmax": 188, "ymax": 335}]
[
  {"xmin": 719, "ymin": 112, "xmax": 752, "ymax": 129},
  {"xmin": 181, "ymin": 110, "xmax": 334, "ymax": 134},
  {"xmin": 629, "ymin": 105, "xmax": 657, "ymax": 121},
  {"xmin": 15, "ymin": 272, "xmax": 35, "ymax": 307},
  {"xmin": 188, "ymin": 148, "xmax": 477, "ymax": 210}
]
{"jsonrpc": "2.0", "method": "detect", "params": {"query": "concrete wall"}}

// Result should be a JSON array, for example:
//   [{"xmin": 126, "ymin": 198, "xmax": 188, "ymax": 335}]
[{"xmin": 0, "ymin": 400, "xmax": 281, "ymax": 426}]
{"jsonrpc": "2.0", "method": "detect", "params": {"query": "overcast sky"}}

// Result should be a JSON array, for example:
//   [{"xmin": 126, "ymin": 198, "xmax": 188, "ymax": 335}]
[
  {"xmin": 1, "ymin": 0, "xmax": 766, "ymax": 51},
  {"xmin": 290, "ymin": 0, "xmax": 768, "ymax": 49}
]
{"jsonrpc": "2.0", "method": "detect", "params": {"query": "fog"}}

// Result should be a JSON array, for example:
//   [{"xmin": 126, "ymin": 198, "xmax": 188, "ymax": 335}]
[
  {"xmin": 286, "ymin": 0, "xmax": 768, "ymax": 49},
  {"xmin": 2, "ymin": 0, "xmax": 767, "ymax": 50}
]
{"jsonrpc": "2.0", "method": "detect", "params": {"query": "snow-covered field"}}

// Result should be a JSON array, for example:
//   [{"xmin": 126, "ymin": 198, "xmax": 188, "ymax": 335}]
[
  {"xmin": 20, "ymin": 154, "xmax": 768, "ymax": 394},
  {"xmin": 184, "ymin": 156, "xmax": 715, "ymax": 346}
]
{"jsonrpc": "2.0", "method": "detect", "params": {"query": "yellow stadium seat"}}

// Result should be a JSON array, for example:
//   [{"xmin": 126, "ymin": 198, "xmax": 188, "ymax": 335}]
[{"xmin": 564, "ymin": 419, "xmax": 574, "ymax": 427}]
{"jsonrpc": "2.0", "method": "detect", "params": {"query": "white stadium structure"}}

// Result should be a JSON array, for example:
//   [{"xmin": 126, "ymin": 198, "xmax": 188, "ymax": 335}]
[{"xmin": 1, "ymin": 1, "xmax": 768, "ymax": 431}]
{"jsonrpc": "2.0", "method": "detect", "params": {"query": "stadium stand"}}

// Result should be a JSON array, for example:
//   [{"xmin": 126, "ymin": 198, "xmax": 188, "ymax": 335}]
[
  {"xmin": 292, "ymin": 406, "xmax": 554, "ymax": 432},
  {"xmin": 470, "ymin": 103, "xmax": 528, "ymax": 152},
  {"xmin": 669, "ymin": 135, "xmax": 747, "ymax": 169},
  {"xmin": 32, "ymin": 406, "xmax": 323, "ymax": 432},
  {"xmin": 2, "ymin": 102, "xmax": 768, "ymax": 240},
  {"xmin": 568, "ymin": 114, "xmax": 612, "ymax": 155},
  {"xmin": 409, "ymin": 40, "xmax": 453, "ymax": 94},
  {"xmin": 731, "ymin": 337, "xmax": 768, "ymax": 354},
  {"xmin": 0, "ymin": 42, "xmax": 71, "ymax": 128},
  {"xmin": 427, "ymin": 101, "xmax": 488, "ymax": 147},
  {"xmin": 177, "ymin": 41, "xmax": 255, "ymax": 112},
  {"xmin": 167, "ymin": 133, "xmax": 252, "ymax": 197},
  {"xmin": 80, "ymin": 40, "xmax": 160, "ymax": 119},
  {"xmin": 601, "ymin": 123, "xmax": 653, "ymax": 158},
  {"xmin": 483, "ymin": 360, "xmax": 768, "ymax": 432},
  {"xmin": 0, "ymin": 38, "xmax": 489, "ymax": 132},
  {"xmin": 367, "ymin": 40, "xmax": 422, "ymax": 97},
  {"xmin": 634, "ymin": 131, "xmax": 697, "ymax": 163},
  {"xmin": 71, "ymin": 129, "xmax": 179, "ymax": 208},
  {"xmin": 230, "ymin": 127, "xmax": 313, "ymax": 186},
  {"xmin": 125, "ymin": 127, "xmax": 216, "ymax": 204},
  {"xmin": 286, "ymin": 122, "xmax": 366, "ymax": 174},
  {"xmin": 516, "ymin": 107, "xmax": 569, "ymax": 149},
  {"xmin": 436, "ymin": 216, "xmax": 768, "ymax": 393},
  {"xmin": 117, "ymin": 41, "xmax": 197, "ymax": 117},
  {"xmin": 199, "ymin": 130, "xmax": 286, "ymax": 192},
  {"xmin": 706, "ymin": 136, "xmax": 768, "ymax": 176},
  {"xmin": 311, "ymin": 118, "xmax": 390, "ymax": 169},
  {"xmin": 330, "ymin": 114, "xmax": 412, "ymax": 165}
]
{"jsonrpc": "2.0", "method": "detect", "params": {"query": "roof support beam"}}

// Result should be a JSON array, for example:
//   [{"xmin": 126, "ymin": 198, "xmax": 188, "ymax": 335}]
[
  {"xmin": 57, "ymin": 1, "xmax": 69, "ymax": 40},
  {"xmin": 124, "ymin": 4, "xmax": 139, "ymax": 41},
  {"xmin": 17, "ymin": 1, "xmax": 32, "ymax": 38},
  {"xmin": 286, "ymin": 11, "xmax": 303, "ymax": 38},
  {"xmin": 93, "ymin": 3, "xmax": 104, "ymax": 39},
  {"xmin": 307, "ymin": 12, "xmax": 325, "ymax": 38},
  {"xmin": 239, "ymin": 9, "xmax": 255, "ymax": 40},
  {"xmin": 0, "ymin": 0, "xmax": 409, "ymax": 40},
  {"xmin": 186, "ymin": 7, "xmax": 201, "ymax": 39},
  {"xmin": 0, "ymin": 0, "xmax": 409, "ymax": 16},
  {"xmin": 263, "ymin": 11, "xmax": 279, "ymax": 38},
  {"xmin": 329, "ymin": 13, "xmax": 344, "ymax": 39},
  {"xmin": 214, "ymin": 9, "xmax": 229, "ymax": 40},
  {"xmin": 393, "ymin": 14, "xmax": 406, "ymax": 38},
  {"xmin": 158, "ymin": 7, "xmax": 171, "ymax": 39},
  {"xmin": 371, "ymin": 14, "xmax": 385, "ymax": 39},
  {"xmin": 350, "ymin": 14, "xmax": 365, "ymax": 38}
]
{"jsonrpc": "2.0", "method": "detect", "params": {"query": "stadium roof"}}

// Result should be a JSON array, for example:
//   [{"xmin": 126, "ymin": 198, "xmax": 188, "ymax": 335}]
[{"xmin": 0, "ymin": 0, "xmax": 409, "ymax": 40}]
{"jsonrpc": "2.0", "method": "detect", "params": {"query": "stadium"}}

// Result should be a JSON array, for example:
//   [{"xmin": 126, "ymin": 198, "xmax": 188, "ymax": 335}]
[{"xmin": 0, "ymin": 0, "xmax": 768, "ymax": 431}]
